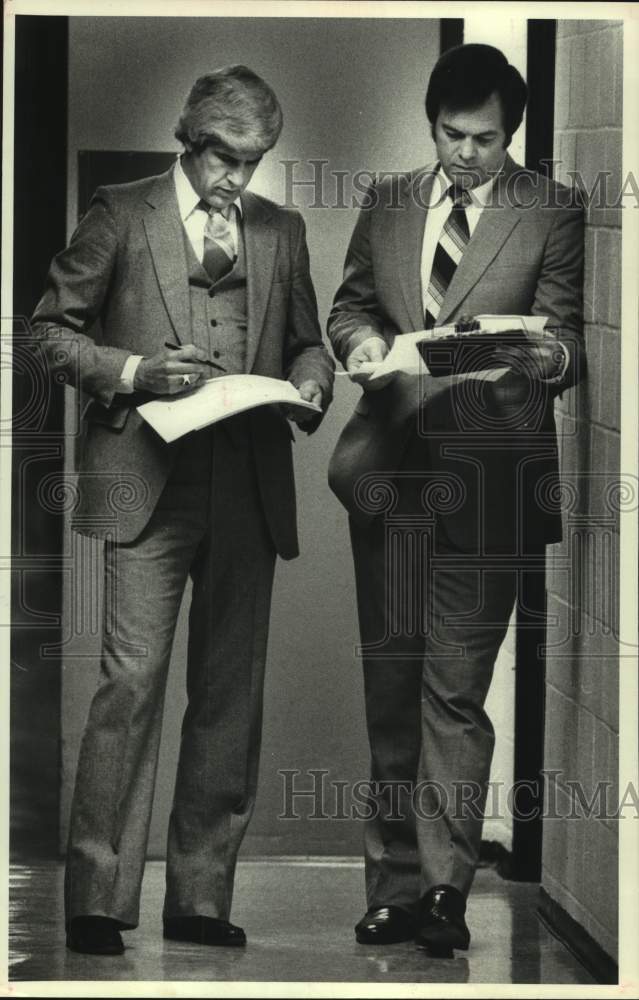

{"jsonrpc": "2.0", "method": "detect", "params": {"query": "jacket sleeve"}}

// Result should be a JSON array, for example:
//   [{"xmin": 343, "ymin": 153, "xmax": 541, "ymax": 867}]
[
  {"xmin": 283, "ymin": 212, "xmax": 335, "ymax": 430},
  {"xmin": 327, "ymin": 185, "xmax": 387, "ymax": 368},
  {"xmin": 532, "ymin": 191, "xmax": 586, "ymax": 392},
  {"xmin": 29, "ymin": 187, "xmax": 133, "ymax": 408}
]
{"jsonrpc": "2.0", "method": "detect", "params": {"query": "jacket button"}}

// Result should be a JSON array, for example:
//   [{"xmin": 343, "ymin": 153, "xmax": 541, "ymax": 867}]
[
  {"xmin": 208, "ymin": 287, "xmax": 215, "ymax": 297},
  {"xmin": 213, "ymin": 350, "xmax": 221, "ymax": 359},
  {"xmin": 210, "ymin": 319, "xmax": 217, "ymax": 327}
]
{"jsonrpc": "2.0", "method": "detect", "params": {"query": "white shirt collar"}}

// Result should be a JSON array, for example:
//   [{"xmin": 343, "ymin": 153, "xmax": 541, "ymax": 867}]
[
  {"xmin": 173, "ymin": 155, "xmax": 243, "ymax": 221},
  {"xmin": 429, "ymin": 162, "xmax": 504, "ymax": 209}
]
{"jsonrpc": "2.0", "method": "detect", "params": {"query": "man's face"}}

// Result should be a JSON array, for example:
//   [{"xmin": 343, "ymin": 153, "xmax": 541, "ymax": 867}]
[
  {"xmin": 182, "ymin": 140, "xmax": 263, "ymax": 210},
  {"xmin": 433, "ymin": 91, "xmax": 508, "ymax": 189}
]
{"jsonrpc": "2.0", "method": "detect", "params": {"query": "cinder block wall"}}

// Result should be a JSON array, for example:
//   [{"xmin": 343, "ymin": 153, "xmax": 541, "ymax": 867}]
[{"xmin": 543, "ymin": 19, "xmax": 622, "ymax": 961}]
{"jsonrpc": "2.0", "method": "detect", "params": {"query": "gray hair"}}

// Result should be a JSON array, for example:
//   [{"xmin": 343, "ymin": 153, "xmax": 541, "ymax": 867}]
[{"xmin": 175, "ymin": 65, "xmax": 283, "ymax": 154}]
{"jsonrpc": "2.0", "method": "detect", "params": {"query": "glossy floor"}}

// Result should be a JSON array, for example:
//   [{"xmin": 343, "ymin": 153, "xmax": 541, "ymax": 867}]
[{"xmin": 10, "ymin": 859, "xmax": 595, "ymax": 985}]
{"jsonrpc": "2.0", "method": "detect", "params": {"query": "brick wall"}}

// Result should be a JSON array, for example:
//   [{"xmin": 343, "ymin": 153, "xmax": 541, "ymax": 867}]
[{"xmin": 543, "ymin": 19, "xmax": 623, "ymax": 961}]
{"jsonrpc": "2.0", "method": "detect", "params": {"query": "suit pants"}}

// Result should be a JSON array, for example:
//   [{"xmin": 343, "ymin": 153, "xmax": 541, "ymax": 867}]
[
  {"xmin": 64, "ymin": 419, "xmax": 276, "ymax": 928},
  {"xmin": 348, "ymin": 434, "xmax": 523, "ymax": 910}
]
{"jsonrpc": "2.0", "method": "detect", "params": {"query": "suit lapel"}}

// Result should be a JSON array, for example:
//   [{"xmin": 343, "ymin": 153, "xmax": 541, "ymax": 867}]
[
  {"xmin": 241, "ymin": 192, "xmax": 279, "ymax": 373},
  {"xmin": 437, "ymin": 156, "xmax": 521, "ymax": 325},
  {"xmin": 143, "ymin": 169, "xmax": 192, "ymax": 346},
  {"xmin": 396, "ymin": 169, "xmax": 435, "ymax": 332}
]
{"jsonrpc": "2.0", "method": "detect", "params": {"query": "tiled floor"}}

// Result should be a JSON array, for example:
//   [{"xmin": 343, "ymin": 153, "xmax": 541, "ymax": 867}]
[{"xmin": 9, "ymin": 859, "xmax": 595, "ymax": 985}]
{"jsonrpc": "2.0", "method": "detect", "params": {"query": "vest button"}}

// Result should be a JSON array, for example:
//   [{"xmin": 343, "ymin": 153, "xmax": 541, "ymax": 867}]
[
  {"xmin": 213, "ymin": 350, "xmax": 221, "ymax": 359},
  {"xmin": 210, "ymin": 319, "xmax": 217, "ymax": 327}
]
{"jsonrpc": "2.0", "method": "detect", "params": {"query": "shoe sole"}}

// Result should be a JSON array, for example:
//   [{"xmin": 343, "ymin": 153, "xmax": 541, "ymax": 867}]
[
  {"xmin": 415, "ymin": 932, "xmax": 470, "ymax": 955},
  {"xmin": 355, "ymin": 928, "xmax": 416, "ymax": 945},
  {"xmin": 163, "ymin": 931, "xmax": 246, "ymax": 947},
  {"xmin": 66, "ymin": 940, "xmax": 124, "ymax": 956}
]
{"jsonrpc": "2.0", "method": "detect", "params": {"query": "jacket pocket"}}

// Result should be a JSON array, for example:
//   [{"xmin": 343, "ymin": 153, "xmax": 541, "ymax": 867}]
[{"xmin": 83, "ymin": 399, "xmax": 131, "ymax": 432}]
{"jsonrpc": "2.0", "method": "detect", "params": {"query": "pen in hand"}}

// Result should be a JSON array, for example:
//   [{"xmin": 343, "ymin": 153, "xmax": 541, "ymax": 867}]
[{"xmin": 164, "ymin": 341, "xmax": 227, "ymax": 374}]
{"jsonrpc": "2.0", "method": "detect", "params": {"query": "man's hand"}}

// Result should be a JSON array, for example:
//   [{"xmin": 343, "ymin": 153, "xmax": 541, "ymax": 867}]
[
  {"xmin": 490, "ymin": 337, "xmax": 568, "ymax": 407},
  {"xmin": 346, "ymin": 336, "xmax": 394, "ymax": 391},
  {"xmin": 286, "ymin": 379, "xmax": 323, "ymax": 427},
  {"xmin": 134, "ymin": 344, "xmax": 211, "ymax": 395},
  {"xmin": 495, "ymin": 336, "xmax": 567, "ymax": 382}
]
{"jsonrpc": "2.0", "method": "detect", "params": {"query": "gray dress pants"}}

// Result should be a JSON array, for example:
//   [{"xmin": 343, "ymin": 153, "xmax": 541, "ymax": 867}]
[
  {"xmin": 349, "ymin": 430, "xmax": 524, "ymax": 910},
  {"xmin": 64, "ymin": 418, "xmax": 276, "ymax": 928}
]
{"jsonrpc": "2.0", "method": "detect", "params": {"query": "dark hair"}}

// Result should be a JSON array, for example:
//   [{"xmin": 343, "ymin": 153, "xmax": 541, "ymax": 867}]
[
  {"xmin": 175, "ymin": 64, "xmax": 283, "ymax": 155},
  {"xmin": 425, "ymin": 44, "xmax": 528, "ymax": 144}
]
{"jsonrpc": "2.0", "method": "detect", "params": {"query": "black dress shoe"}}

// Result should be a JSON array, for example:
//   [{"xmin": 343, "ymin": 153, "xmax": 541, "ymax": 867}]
[
  {"xmin": 415, "ymin": 885, "xmax": 470, "ymax": 957},
  {"xmin": 66, "ymin": 916, "xmax": 124, "ymax": 956},
  {"xmin": 163, "ymin": 915, "xmax": 246, "ymax": 947},
  {"xmin": 355, "ymin": 905, "xmax": 416, "ymax": 944}
]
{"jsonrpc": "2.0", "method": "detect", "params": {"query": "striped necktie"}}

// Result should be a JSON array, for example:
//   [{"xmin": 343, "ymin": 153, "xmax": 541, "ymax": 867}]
[
  {"xmin": 423, "ymin": 186, "xmax": 472, "ymax": 328},
  {"xmin": 200, "ymin": 201, "xmax": 237, "ymax": 283}
]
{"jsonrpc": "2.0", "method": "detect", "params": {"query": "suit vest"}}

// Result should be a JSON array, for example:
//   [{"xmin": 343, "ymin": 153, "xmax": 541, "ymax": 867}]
[{"xmin": 183, "ymin": 224, "xmax": 248, "ymax": 375}]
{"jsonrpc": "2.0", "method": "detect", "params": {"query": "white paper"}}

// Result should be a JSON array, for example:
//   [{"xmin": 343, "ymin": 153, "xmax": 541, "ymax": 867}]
[
  {"xmin": 359, "ymin": 331, "xmax": 432, "ymax": 379},
  {"xmin": 137, "ymin": 374, "xmax": 320, "ymax": 443}
]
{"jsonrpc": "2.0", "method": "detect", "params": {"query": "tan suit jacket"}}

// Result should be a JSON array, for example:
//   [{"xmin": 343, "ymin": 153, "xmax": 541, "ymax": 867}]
[{"xmin": 31, "ymin": 168, "xmax": 334, "ymax": 556}]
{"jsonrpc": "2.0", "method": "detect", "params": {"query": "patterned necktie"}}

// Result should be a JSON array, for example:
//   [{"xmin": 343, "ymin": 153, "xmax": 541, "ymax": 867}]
[
  {"xmin": 423, "ymin": 186, "xmax": 472, "ymax": 328},
  {"xmin": 200, "ymin": 201, "xmax": 237, "ymax": 283}
]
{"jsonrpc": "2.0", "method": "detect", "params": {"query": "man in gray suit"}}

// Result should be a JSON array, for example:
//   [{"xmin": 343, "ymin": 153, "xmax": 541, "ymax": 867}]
[
  {"xmin": 31, "ymin": 65, "xmax": 334, "ymax": 955},
  {"xmin": 328, "ymin": 44, "xmax": 584, "ymax": 955}
]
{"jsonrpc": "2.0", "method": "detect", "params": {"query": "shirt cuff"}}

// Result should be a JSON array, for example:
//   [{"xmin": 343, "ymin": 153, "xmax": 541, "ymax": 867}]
[
  {"xmin": 118, "ymin": 354, "xmax": 144, "ymax": 394},
  {"xmin": 540, "ymin": 341, "xmax": 570, "ymax": 384}
]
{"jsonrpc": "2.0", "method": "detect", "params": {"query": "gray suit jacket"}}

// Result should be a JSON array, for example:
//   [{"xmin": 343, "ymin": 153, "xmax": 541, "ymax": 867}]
[
  {"xmin": 328, "ymin": 157, "xmax": 585, "ymax": 553},
  {"xmin": 31, "ymin": 168, "xmax": 334, "ymax": 557}
]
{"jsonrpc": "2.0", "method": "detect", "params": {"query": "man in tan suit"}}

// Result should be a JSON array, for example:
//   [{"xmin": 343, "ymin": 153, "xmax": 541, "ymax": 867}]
[
  {"xmin": 31, "ymin": 65, "xmax": 334, "ymax": 955},
  {"xmin": 328, "ymin": 44, "xmax": 584, "ymax": 955}
]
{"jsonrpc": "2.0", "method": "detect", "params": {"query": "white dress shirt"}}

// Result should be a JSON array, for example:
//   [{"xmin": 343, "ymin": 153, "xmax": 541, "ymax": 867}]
[{"xmin": 173, "ymin": 154, "xmax": 242, "ymax": 262}]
